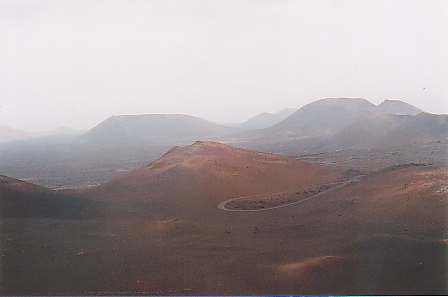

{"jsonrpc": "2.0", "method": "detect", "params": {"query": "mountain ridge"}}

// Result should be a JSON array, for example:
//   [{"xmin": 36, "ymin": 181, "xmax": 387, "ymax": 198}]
[
  {"xmin": 240, "ymin": 108, "xmax": 296, "ymax": 130},
  {"xmin": 377, "ymin": 99, "xmax": 423, "ymax": 115},
  {"xmin": 224, "ymin": 97, "xmax": 442, "ymax": 154},
  {"xmin": 83, "ymin": 114, "xmax": 241, "ymax": 146}
]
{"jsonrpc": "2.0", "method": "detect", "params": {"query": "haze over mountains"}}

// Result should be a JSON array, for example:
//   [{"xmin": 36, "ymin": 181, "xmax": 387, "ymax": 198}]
[
  {"xmin": 0, "ymin": 125, "xmax": 82, "ymax": 144},
  {"xmin": 320, "ymin": 112, "xmax": 448, "ymax": 151},
  {"xmin": 0, "ymin": 114, "xmax": 241, "ymax": 187},
  {"xmin": 0, "ymin": 97, "xmax": 445, "ymax": 189},
  {"xmin": 377, "ymin": 99, "xmax": 423, "ymax": 115},
  {"xmin": 2, "ymin": 0, "xmax": 446, "ymax": 294},
  {"xmin": 0, "ymin": 125, "xmax": 32, "ymax": 143},
  {"xmin": 239, "ymin": 108, "xmax": 296, "ymax": 130},
  {"xmin": 84, "ymin": 114, "xmax": 241, "ymax": 146},
  {"xmin": 226, "ymin": 98, "xmax": 447, "ymax": 154},
  {"xmin": 1, "ymin": 98, "xmax": 447, "ymax": 295}
]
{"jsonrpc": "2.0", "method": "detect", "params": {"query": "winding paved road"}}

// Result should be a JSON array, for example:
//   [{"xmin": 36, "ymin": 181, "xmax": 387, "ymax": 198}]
[{"xmin": 217, "ymin": 176, "xmax": 364, "ymax": 212}]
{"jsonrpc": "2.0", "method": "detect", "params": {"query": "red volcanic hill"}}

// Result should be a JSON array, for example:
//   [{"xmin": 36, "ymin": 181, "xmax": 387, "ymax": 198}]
[{"xmin": 88, "ymin": 141, "xmax": 339, "ymax": 214}]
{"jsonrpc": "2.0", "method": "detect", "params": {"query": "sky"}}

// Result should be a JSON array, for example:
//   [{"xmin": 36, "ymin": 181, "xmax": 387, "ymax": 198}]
[{"xmin": 0, "ymin": 0, "xmax": 447, "ymax": 132}]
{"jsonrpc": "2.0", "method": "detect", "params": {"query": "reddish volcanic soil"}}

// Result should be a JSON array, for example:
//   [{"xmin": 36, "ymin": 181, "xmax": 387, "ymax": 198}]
[
  {"xmin": 87, "ymin": 141, "xmax": 340, "ymax": 216},
  {"xmin": 1, "ymin": 143, "xmax": 447, "ymax": 295}
]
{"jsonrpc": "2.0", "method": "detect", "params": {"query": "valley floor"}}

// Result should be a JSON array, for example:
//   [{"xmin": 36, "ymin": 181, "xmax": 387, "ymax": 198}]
[{"xmin": 1, "ymin": 164, "xmax": 447, "ymax": 295}]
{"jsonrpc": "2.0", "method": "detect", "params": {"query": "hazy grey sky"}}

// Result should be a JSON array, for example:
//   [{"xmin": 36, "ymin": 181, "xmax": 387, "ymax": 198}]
[{"xmin": 1, "ymin": 0, "xmax": 447, "ymax": 132}]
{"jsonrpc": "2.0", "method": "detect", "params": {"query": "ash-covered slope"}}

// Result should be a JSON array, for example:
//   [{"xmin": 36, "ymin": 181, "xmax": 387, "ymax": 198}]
[
  {"xmin": 87, "ymin": 141, "xmax": 338, "ymax": 214},
  {"xmin": 0, "ymin": 175, "xmax": 93, "ymax": 218}
]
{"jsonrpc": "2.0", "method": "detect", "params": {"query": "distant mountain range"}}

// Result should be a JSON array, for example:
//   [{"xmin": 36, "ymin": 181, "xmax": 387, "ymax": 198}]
[
  {"xmin": 83, "ymin": 114, "xmax": 241, "ymax": 146},
  {"xmin": 0, "ymin": 97, "xmax": 445, "ymax": 188},
  {"xmin": 0, "ymin": 125, "xmax": 81, "ymax": 144},
  {"xmin": 377, "ymin": 99, "xmax": 423, "ymax": 115},
  {"xmin": 239, "ymin": 108, "xmax": 296, "ymax": 130},
  {"xmin": 319, "ymin": 112, "xmax": 448, "ymax": 151},
  {"xmin": 225, "ymin": 98, "xmax": 446, "ymax": 154}
]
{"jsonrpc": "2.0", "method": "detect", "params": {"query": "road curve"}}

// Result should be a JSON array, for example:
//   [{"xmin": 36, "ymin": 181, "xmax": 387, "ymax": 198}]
[{"xmin": 217, "ymin": 176, "xmax": 363, "ymax": 212}]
